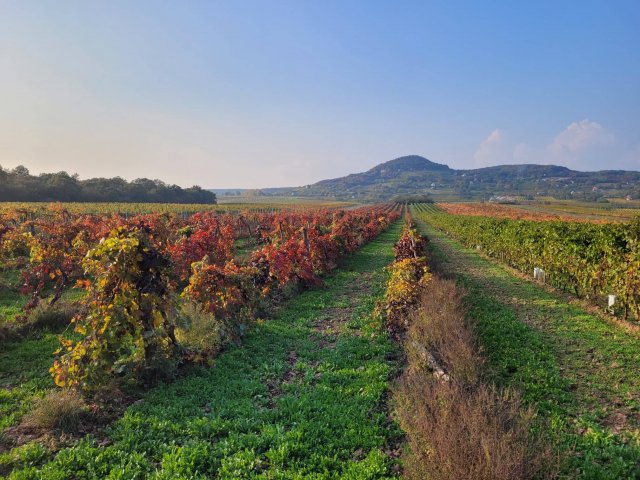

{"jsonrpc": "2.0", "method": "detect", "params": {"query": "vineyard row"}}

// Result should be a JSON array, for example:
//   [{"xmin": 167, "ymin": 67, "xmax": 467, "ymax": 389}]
[
  {"xmin": 1, "ymin": 203, "xmax": 401, "ymax": 390},
  {"xmin": 412, "ymin": 203, "xmax": 640, "ymax": 320}
]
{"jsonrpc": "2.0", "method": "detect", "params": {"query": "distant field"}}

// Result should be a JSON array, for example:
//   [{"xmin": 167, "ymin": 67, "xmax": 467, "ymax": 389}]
[
  {"xmin": 216, "ymin": 195, "xmax": 356, "ymax": 207},
  {"xmin": 0, "ymin": 198, "xmax": 354, "ymax": 216},
  {"xmin": 516, "ymin": 200, "xmax": 640, "ymax": 222},
  {"xmin": 438, "ymin": 200, "xmax": 640, "ymax": 223}
]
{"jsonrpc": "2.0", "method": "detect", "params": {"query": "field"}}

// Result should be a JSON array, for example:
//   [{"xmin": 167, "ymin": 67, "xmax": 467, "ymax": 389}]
[
  {"xmin": 0, "ymin": 199, "xmax": 355, "ymax": 216},
  {"xmin": 1, "ymin": 200, "xmax": 639, "ymax": 479},
  {"xmin": 520, "ymin": 199, "xmax": 640, "ymax": 222},
  {"xmin": 439, "ymin": 200, "xmax": 640, "ymax": 223}
]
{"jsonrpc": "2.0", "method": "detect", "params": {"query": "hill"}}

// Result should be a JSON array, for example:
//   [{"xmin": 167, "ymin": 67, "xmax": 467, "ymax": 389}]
[{"xmin": 266, "ymin": 156, "xmax": 640, "ymax": 202}]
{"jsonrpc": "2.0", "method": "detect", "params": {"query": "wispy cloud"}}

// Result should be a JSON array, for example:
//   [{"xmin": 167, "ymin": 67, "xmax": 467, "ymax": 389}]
[
  {"xmin": 548, "ymin": 119, "xmax": 614, "ymax": 157},
  {"xmin": 473, "ymin": 129, "xmax": 507, "ymax": 166},
  {"xmin": 472, "ymin": 119, "xmax": 633, "ymax": 171}
]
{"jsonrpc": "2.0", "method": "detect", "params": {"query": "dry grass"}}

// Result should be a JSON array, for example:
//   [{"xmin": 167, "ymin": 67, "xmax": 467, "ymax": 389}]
[
  {"xmin": 396, "ymin": 373, "xmax": 550, "ymax": 480},
  {"xmin": 21, "ymin": 389, "xmax": 89, "ymax": 434},
  {"xmin": 175, "ymin": 301, "xmax": 225, "ymax": 355},
  {"xmin": 28, "ymin": 302, "xmax": 78, "ymax": 332},
  {"xmin": 0, "ymin": 302, "xmax": 77, "ymax": 344},
  {"xmin": 406, "ymin": 278, "xmax": 481, "ymax": 383},
  {"xmin": 394, "ymin": 275, "xmax": 557, "ymax": 480}
]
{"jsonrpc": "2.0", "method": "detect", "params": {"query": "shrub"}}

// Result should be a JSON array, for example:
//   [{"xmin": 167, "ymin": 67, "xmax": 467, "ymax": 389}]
[
  {"xmin": 393, "ymin": 222, "xmax": 427, "ymax": 261},
  {"xmin": 174, "ymin": 301, "xmax": 226, "ymax": 361},
  {"xmin": 379, "ymin": 221, "xmax": 431, "ymax": 339},
  {"xmin": 27, "ymin": 301, "xmax": 78, "ymax": 332},
  {"xmin": 380, "ymin": 258, "xmax": 431, "ymax": 339},
  {"xmin": 21, "ymin": 389, "xmax": 88, "ymax": 434},
  {"xmin": 182, "ymin": 257, "xmax": 259, "ymax": 341}
]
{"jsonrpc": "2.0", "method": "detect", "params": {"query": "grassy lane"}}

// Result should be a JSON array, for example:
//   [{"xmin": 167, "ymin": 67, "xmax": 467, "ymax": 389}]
[
  {"xmin": 0, "ymin": 335, "xmax": 60, "ymax": 433},
  {"xmin": 7, "ymin": 222, "xmax": 403, "ymax": 479},
  {"xmin": 0, "ymin": 269, "xmax": 27, "ymax": 326},
  {"xmin": 412, "ymin": 209, "xmax": 640, "ymax": 479},
  {"xmin": 1, "ymin": 287, "xmax": 84, "ymax": 443}
]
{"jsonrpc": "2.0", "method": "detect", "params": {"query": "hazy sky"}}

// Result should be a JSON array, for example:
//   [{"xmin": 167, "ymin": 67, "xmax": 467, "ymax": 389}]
[{"xmin": 1, "ymin": 1, "xmax": 639, "ymax": 188}]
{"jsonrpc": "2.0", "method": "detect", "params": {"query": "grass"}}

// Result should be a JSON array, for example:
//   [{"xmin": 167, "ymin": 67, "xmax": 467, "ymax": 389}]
[
  {"xmin": 20, "ymin": 389, "xmax": 89, "ymax": 434},
  {"xmin": 0, "ymin": 291, "xmax": 83, "ymax": 439},
  {"xmin": 233, "ymin": 237, "xmax": 259, "ymax": 263},
  {"xmin": 4, "ymin": 222, "xmax": 403, "ymax": 479},
  {"xmin": 0, "ymin": 264, "xmax": 84, "ymax": 332},
  {"xmin": 0, "ymin": 334, "xmax": 60, "ymax": 434},
  {"xmin": 0, "ymin": 268, "xmax": 26, "ymax": 327},
  {"xmin": 412, "ymin": 207, "xmax": 640, "ymax": 479},
  {"xmin": 395, "ymin": 277, "xmax": 551, "ymax": 480}
]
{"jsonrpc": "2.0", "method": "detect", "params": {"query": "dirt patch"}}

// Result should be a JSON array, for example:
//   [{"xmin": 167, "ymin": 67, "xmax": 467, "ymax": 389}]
[
  {"xmin": 282, "ymin": 351, "xmax": 301, "ymax": 384},
  {"xmin": 313, "ymin": 307, "xmax": 352, "ymax": 335},
  {"xmin": 312, "ymin": 272, "xmax": 376, "ymax": 340},
  {"xmin": 266, "ymin": 350, "xmax": 301, "ymax": 408}
]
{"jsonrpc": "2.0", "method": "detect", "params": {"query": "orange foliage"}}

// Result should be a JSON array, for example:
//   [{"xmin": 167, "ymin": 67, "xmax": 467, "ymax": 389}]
[{"xmin": 438, "ymin": 202, "xmax": 613, "ymax": 224}]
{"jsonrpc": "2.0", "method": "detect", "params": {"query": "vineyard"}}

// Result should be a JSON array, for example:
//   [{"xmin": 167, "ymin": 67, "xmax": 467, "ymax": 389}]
[
  {"xmin": 0, "ymin": 200, "xmax": 354, "ymax": 217},
  {"xmin": 414, "ymin": 203, "xmax": 640, "ymax": 321},
  {"xmin": 409, "ymin": 203, "xmax": 640, "ymax": 478},
  {"xmin": 520, "ymin": 199, "xmax": 640, "ymax": 222},
  {"xmin": 1, "ymin": 200, "xmax": 639, "ymax": 478},
  {"xmin": 0, "ymin": 203, "xmax": 399, "ymax": 333},
  {"xmin": 437, "ymin": 202, "xmax": 618, "ymax": 223},
  {"xmin": 0, "ymin": 203, "xmax": 404, "ymax": 474}
]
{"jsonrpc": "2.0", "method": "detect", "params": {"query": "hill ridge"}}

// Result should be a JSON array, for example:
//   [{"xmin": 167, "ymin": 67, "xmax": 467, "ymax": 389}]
[{"xmin": 266, "ymin": 155, "xmax": 640, "ymax": 201}]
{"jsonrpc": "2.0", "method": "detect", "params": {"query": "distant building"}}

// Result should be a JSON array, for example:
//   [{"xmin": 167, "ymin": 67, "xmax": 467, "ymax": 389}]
[{"xmin": 489, "ymin": 195, "xmax": 518, "ymax": 203}]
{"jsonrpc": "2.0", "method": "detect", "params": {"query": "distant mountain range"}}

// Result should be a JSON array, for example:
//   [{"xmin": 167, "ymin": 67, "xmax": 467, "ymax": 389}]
[{"xmin": 261, "ymin": 155, "xmax": 640, "ymax": 202}]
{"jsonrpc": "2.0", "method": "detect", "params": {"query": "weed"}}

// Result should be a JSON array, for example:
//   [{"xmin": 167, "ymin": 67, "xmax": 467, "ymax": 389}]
[
  {"xmin": 27, "ymin": 302, "xmax": 78, "ymax": 332},
  {"xmin": 397, "ymin": 376, "xmax": 550, "ymax": 480},
  {"xmin": 395, "ymin": 275, "xmax": 555, "ymax": 479},
  {"xmin": 21, "ymin": 389, "xmax": 89, "ymax": 434}
]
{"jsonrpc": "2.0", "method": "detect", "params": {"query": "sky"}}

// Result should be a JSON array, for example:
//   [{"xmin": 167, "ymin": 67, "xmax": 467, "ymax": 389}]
[{"xmin": 1, "ymin": 1, "xmax": 639, "ymax": 188}]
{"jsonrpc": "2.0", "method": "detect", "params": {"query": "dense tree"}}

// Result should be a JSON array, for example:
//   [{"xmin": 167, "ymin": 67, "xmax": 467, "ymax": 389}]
[{"xmin": 0, "ymin": 165, "xmax": 217, "ymax": 204}]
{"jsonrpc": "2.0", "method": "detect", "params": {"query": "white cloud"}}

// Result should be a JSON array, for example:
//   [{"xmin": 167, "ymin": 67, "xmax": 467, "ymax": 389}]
[
  {"xmin": 473, "ymin": 129, "xmax": 508, "ymax": 166},
  {"xmin": 471, "ymin": 120, "xmax": 625, "ymax": 171},
  {"xmin": 548, "ymin": 119, "xmax": 614, "ymax": 157}
]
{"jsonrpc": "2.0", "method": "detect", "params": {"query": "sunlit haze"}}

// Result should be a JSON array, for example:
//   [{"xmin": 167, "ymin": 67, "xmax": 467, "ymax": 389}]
[{"xmin": 1, "ymin": 1, "xmax": 639, "ymax": 188}]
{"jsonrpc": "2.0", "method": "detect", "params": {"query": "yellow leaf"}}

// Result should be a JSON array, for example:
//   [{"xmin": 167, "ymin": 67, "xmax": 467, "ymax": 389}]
[{"xmin": 152, "ymin": 310, "xmax": 164, "ymax": 328}]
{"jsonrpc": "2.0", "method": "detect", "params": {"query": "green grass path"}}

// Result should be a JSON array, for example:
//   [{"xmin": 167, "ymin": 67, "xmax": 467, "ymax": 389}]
[
  {"xmin": 412, "ymin": 208, "xmax": 640, "ymax": 479},
  {"xmin": 7, "ymin": 222, "xmax": 403, "ymax": 479}
]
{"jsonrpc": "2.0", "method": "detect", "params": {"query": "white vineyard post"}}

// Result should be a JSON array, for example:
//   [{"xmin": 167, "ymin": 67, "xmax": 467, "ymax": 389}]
[{"xmin": 608, "ymin": 294, "xmax": 616, "ymax": 314}]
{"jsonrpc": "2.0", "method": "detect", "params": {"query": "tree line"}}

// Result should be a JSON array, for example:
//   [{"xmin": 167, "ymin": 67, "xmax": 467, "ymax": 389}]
[{"xmin": 0, "ymin": 165, "xmax": 217, "ymax": 204}]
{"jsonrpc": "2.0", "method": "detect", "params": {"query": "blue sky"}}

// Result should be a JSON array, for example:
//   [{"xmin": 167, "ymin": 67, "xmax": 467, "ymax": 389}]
[{"xmin": 1, "ymin": 1, "xmax": 639, "ymax": 187}]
